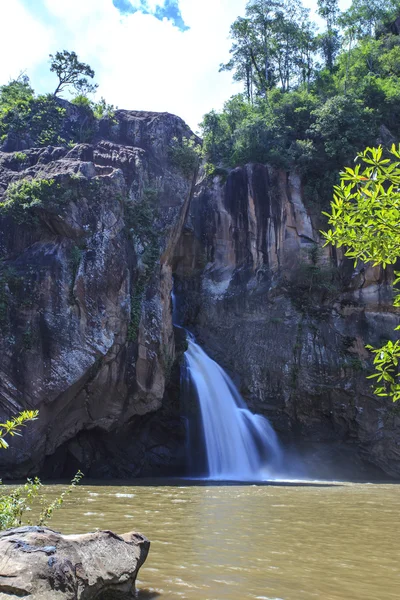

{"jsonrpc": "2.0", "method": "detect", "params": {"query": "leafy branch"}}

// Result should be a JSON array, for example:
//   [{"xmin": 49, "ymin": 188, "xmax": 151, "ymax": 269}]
[
  {"xmin": 322, "ymin": 144, "xmax": 400, "ymax": 401},
  {"xmin": 0, "ymin": 410, "xmax": 39, "ymax": 449}
]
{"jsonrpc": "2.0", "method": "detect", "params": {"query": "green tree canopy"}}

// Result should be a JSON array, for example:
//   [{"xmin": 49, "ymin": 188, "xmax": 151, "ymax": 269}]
[{"xmin": 50, "ymin": 50, "xmax": 98, "ymax": 97}]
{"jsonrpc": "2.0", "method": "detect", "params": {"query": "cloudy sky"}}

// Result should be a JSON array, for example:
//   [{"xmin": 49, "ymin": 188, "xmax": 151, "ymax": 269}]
[{"xmin": 1, "ymin": 0, "xmax": 350, "ymax": 132}]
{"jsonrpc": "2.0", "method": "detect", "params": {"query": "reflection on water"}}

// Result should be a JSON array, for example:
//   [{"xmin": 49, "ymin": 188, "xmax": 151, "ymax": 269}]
[{"xmin": 35, "ymin": 480, "xmax": 399, "ymax": 600}]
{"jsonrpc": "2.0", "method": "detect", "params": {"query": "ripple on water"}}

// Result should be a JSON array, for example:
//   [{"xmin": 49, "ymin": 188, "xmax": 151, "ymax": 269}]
[{"xmin": 41, "ymin": 481, "xmax": 400, "ymax": 600}]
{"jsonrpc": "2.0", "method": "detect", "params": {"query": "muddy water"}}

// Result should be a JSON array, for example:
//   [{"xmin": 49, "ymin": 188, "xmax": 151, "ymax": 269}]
[{"xmin": 40, "ymin": 480, "xmax": 399, "ymax": 600}]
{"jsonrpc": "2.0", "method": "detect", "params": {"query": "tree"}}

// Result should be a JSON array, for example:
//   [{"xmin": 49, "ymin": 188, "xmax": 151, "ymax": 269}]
[
  {"xmin": 50, "ymin": 50, "xmax": 98, "ymax": 97},
  {"xmin": 317, "ymin": 0, "xmax": 341, "ymax": 71},
  {"xmin": 222, "ymin": 0, "xmax": 317, "ymax": 97},
  {"xmin": 340, "ymin": 0, "xmax": 400, "ymax": 39},
  {"xmin": 322, "ymin": 145, "xmax": 400, "ymax": 401},
  {"xmin": 220, "ymin": 18, "xmax": 257, "ymax": 103}
]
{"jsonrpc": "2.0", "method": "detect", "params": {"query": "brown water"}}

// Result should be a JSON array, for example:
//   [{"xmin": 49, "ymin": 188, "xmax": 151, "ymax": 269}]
[{"xmin": 39, "ymin": 480, "xmax": 399, "ymax": 600}]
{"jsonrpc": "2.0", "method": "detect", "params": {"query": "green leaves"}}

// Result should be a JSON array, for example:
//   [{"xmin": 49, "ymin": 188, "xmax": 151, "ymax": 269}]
[
  {"xmin": 0, "ymin": 410, "xmax": 83, "ymax": 529},
  {"xmin": 50, "ymin": 50, "xmax": 97, "ymax": 97},
  {"xmin": 0, "ymin": 471, "xmax": 84, "ymax": 530},
  {"xmin": 321, "ymin": 145, "xmax": 400, "ymax": 266},
  {"xmin": 0, "ymin": 178, "xmax": 59, "ymax": 224},
  {"xmin": 0, "ymin": 410, "xmax": 39, "ymax": 450},
  {"xmin": 323, "ymin": 144, "xmax": 400, "ymax": 401}
]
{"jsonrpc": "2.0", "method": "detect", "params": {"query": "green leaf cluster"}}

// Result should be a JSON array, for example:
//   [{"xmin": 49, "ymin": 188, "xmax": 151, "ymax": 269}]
[
  {"xmin": 0, "ymin": 411, "xmax": 84, "ymax": 530},
  {"xmin": 0, "ymin": 178, "xmax": 60, "ymax": 224},
  {"xmin": 169, "ymin": 136, "xmax": 201, "ymax": 178},
  {"xmin": 0, "ymin": 471, "xmax": 84, "ymax": 530},
  {"xmin": 0, "ymin": 410, "xmax": 38, "ymax": 449},
  {"xmin": 0, "ymin": 79, "xmax": 66, "ymax": 149},
  {"xmin": 125, "ymin": 188, "xmax": 161, "ymax": 341},
  {"xmin": 322, "ymin": 144, "xmax": 400, "ymax": 401},
  {"xmin": 0, "ymin": 50, "xmax": 114, "ymax": 150}
]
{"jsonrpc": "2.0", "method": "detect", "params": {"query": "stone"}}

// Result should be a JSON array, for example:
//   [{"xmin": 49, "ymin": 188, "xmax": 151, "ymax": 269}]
[
  {"xmin": 173, "ymin": 163, "xmax": 400, "ymax": 479},
  {"xmin": 0, "ymin": 108, "xmax": 197, "ymax": 479},
  {"xmin": 0, "ymin": 526, "xmax": 149, "ymax": 599}
]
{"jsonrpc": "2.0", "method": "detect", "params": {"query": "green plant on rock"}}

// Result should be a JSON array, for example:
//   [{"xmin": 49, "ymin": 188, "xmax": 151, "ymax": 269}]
[
  {"xmin": 169, "ymin": 136, "xmax": 201, "ymax": 178},
  {"xmin": 284, "ymin": 244, "xmax": 339, "ymax": 316},
  {"xmin": 0, "ymin": 478, "xmax": 42, "ymax": 530},
  {"xmin": 125, "ymin": 188, "xmax": 160, "ymax": 341},
  {"xmin": 92, "ymin": 97, "xmax": 117, "ymax": 123},
  {"xmin": 0, "ymin": 178, "xmax": 60, "ymax": 224},
  {"xmin": 50, "ymin": 50, "xmax": 97, "ymax": 97},
  {"xmin": 0, "ymin": 78, "xmax": 66, "ymax": 149},
  {"xmin": 0, "ymin": 471, "xmax": 84, "ymax": 530},
  {"xmin": 323, "ymin": 144, "xmax": 400, "ymax": 401}
]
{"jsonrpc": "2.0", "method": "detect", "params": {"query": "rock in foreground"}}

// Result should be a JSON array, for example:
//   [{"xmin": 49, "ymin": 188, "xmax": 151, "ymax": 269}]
[{"xmin": 0, "ymin": 526, "xmax": 150, "ymax": 599}]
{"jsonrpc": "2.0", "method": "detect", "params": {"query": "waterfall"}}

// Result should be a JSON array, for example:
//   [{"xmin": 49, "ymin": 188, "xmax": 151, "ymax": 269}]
[{"xmin": 183, "ymin": 333, "xmax": 282, "ymax": 481}]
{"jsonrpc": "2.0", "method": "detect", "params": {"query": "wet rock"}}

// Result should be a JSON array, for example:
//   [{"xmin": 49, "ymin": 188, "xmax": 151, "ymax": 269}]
[
  {"xmin": 173, "ymin": 164, "xmax": 400, "ymax": 479},
  {"xmin": 0, "ymin": 526, "xmax": 149, "ymax": 599}
]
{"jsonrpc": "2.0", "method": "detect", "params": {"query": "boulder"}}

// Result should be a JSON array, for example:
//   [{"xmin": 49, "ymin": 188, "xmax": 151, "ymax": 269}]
[{"xmin": 0, "ymin": 526, "xmax": 150, "ymax": 599}]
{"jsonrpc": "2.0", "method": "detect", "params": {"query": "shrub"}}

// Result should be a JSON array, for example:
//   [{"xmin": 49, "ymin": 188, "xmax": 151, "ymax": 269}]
[
  {"xmin": 0, "ymin": 411, "xmax": 83, "ymax": 530},
  {"xmin": 0, "ymin": 178, "xmax": 60, "ymax": 223},
  {"xmin": 14, "ymin": 152, "xmax": 27, "ymax": 162},
  {"xmin": 169, "ymin": 136, "xmax": 201, "ymax": 178},
  {"xmin": 283, "ymin": 245, "xmax": 339, "ymax": 316},
  {"xmin": 0, "ymin": 471, "xmax": 83, "ymax": 530}
]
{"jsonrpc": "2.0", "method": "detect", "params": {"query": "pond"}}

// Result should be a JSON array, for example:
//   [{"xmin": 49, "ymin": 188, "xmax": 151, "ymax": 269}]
[{"xmin": 41, "ymin": 479, "xmax": 400, "ymax": 600}]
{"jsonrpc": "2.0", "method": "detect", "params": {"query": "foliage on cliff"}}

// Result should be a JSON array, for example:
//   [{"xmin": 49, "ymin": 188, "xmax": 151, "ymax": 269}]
[
  {"xmin": 201, "ymin": 0, "xmax": 400, "ymax": 208},
  {"xmin": 0, "ymin": 51, "xmax": 115, "ymax": 150},
  {"xmin": 323, "ymin": 145, "xmax": 400, "ymax": 401}
]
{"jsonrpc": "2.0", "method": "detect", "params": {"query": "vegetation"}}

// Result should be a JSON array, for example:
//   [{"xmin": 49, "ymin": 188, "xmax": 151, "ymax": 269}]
[
  {"xmin": 169, "ymin": 136, "xmax": 201, "ymax": 177},
  {"xmin": 284, "ymin": 245, "xmax": 339, "ymax": 317},
  {"xmin": 125, "ymin": 188, "xmax": 160, "ymax": 341},
  {"xmin": 323, "ymin": 145, "xmax": 400, "ymax": 401},
  {"xmin": 0, "ymin": 50, "xmax": 115, "ymax": 150},
  {"xmin": 201, "ymin": 0, "xmax": 400, "ymax": 208},
  {"xmin": 50, "ymin": 50, "xmax": 97, "ymax": 97},
  {"xmin": 0, "ymin": 178, "xmax": 59, "ymax": 223},
  {"xmin": 0, "ymin": 77, "xmax": 66, "ymax": 148},
  {"xmin": 0, "ymin": 411, "xmax": 38, "ymax": 449},
  {"xmin": 0, "ymin": 470, "xmax": 84, "ymax": 530},
  {"xmin": 0, "ymin": 411, "xmax": 83, "ymax": 529}
]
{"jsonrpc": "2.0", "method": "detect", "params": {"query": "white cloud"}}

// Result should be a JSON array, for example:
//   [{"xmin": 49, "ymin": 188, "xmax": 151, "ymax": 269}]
[
  {"xmin": 0, "ymin": 1, "xmax": 54, "ymax": 83},
  {"xmin": 1, "ymin": 0, "xmax": 353, "ymax": 131},
  {"xmin": 26, "ymin": 0, "xmax": 246, "ymax": 131}
]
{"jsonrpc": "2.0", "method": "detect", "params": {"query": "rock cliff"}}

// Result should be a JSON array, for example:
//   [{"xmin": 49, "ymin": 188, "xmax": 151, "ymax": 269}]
[
  {"xmin": 0, "ymin": 109, "xmax": 197, "ymax": 478},
  {"xmin": 1, "ymin": 108, "xmax": 400, "ymax": 480},
  {"xmin": 173, "ymin": 165, "xmax": 400, "ymax": 479}
]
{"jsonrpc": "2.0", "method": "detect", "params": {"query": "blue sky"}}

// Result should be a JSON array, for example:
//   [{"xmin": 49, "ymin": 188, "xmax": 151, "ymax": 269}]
[{"xmin": 1, "ymin": 0, "xmax": 350, "ymax": 132}]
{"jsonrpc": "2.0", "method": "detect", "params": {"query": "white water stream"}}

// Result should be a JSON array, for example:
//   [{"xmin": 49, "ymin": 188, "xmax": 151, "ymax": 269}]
[{"xmin": 183, "ymin": 333, "xmax": 282, "ymax": 481}]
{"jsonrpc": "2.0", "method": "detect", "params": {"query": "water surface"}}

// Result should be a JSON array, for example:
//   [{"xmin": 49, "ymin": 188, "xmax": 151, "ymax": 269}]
[{"xmin": 41, "ymin": 480, "xmax": 399, "ymax": 600}]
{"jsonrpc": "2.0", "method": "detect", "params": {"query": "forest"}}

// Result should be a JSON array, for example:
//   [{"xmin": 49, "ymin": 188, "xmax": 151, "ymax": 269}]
[{"xmin": 201, "ymin": 0, "xmax": 400, "ymax": 210}]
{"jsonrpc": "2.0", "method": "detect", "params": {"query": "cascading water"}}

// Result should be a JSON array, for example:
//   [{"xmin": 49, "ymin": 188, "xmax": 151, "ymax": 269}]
[{"xmin": 183, "ymin": 332, "xmax": 282, "ymax": 481}]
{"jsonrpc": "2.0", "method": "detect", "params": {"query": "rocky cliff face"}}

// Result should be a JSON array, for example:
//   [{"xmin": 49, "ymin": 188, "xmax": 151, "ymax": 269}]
[
  {"xmin": 173, "ymin": 164, "xmax": 400, "ymax": 479},
  {"xmin": 1, "ymin": 108, "xmax": 400, "ymax": 480},
  {"xmin": 0, "ymin": 109, "xmax": 196, "ymax": 478}
]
